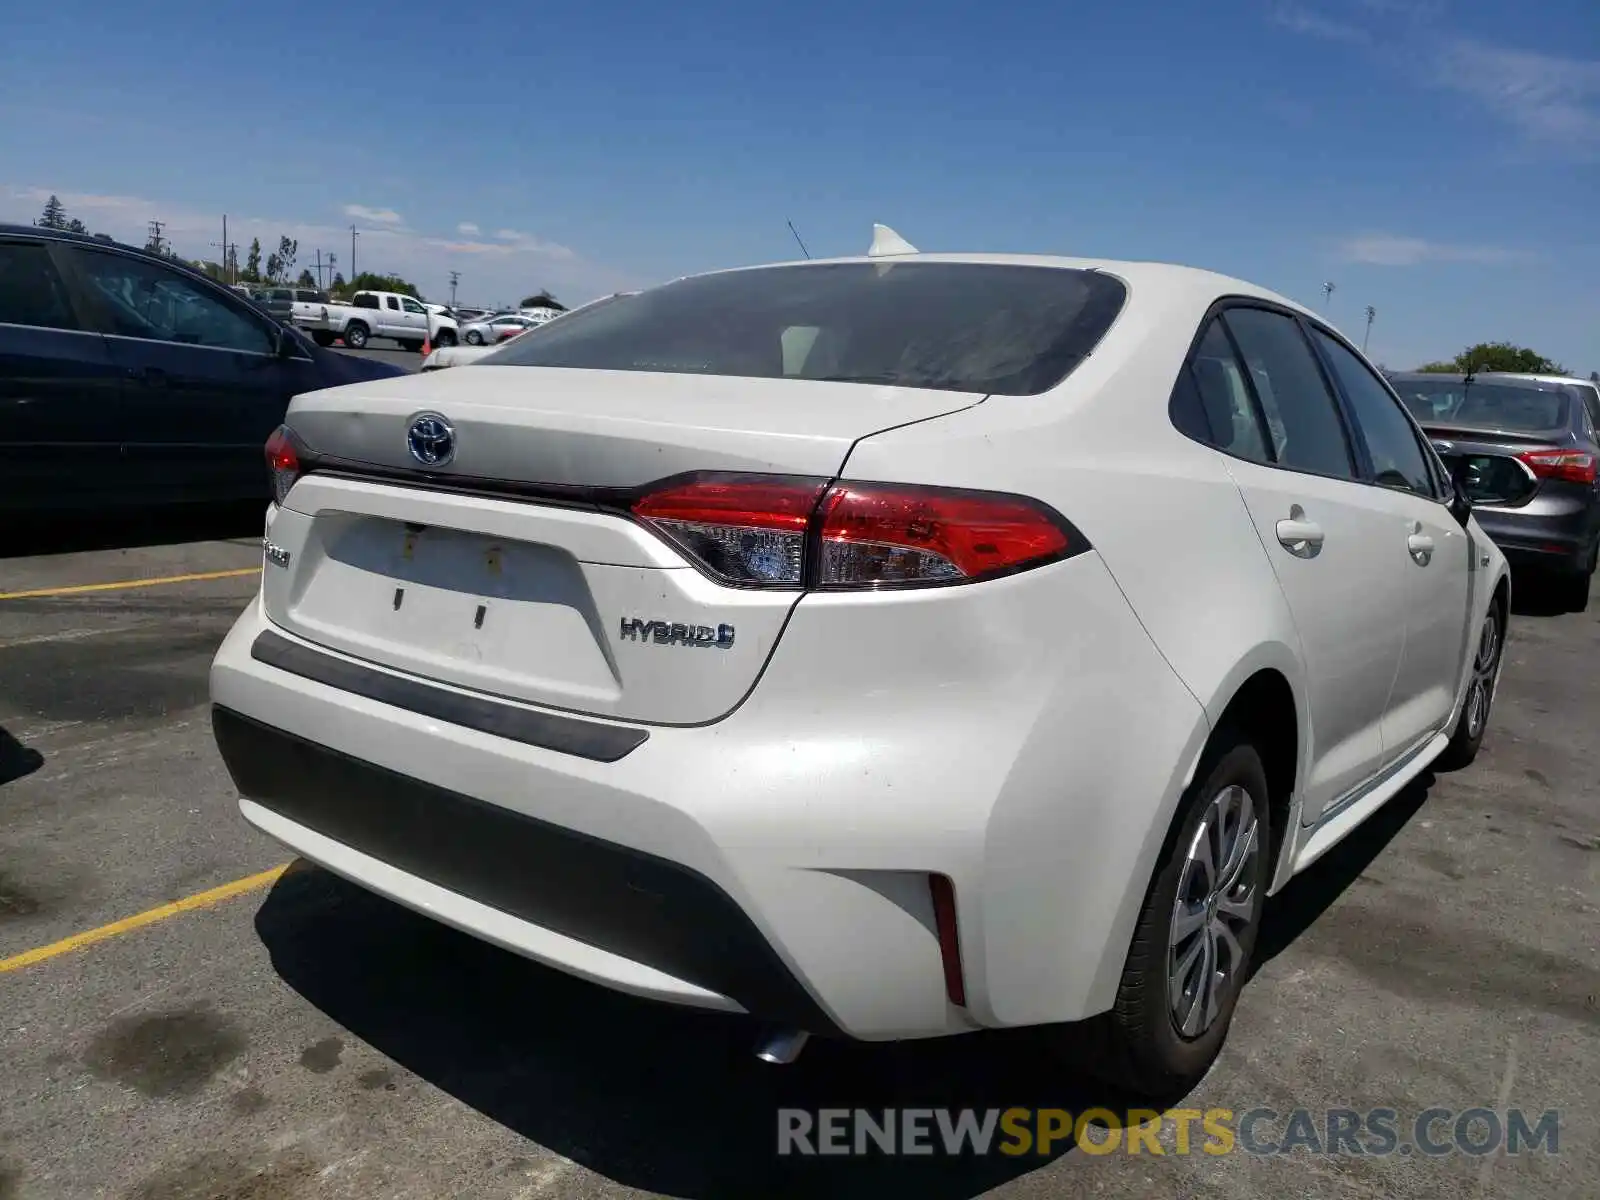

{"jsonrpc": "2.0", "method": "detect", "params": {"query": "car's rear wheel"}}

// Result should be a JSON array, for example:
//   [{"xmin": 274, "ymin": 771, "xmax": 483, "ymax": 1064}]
[
  {"xmin": 1074, "ymin": 735, "xmax": 1271, "ymax": 1095},
  {"xmin": 465, "ymin": 330, "xmax": 484, "ymax": 345},
  {"xmin": 343, "ymin": 322, "xmax": 369, "ymax": 349},
  {"xmin": 435, "ymin": 329, "xmax": 457, "ymax": 347},
  {"xmin": 1436, "ymin": 602, "xmax": 1504, "ymax": 770}
]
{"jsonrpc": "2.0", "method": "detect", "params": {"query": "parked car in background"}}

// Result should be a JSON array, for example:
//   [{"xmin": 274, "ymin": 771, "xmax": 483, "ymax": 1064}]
[
  {"xmin": 423, "ymin": 294, "xmax": 635, "ymax": 368},
  {"xmin": 262, "ymin": 286, "xmax": 331, "ymax": 329},
  {"xmin": 211, "ymin": 239, "xmax": 1508, "ymax": 1092},
  {"xmin": 0, "ymin": 224, "xmax": 409, "ymax": 512},
  {"xmin": 461, "ymin": 313, "xmax": 542, "ymax": 344},
  {"xmin": 300, "ymin": 291, "xmax": 459, "ymax": 350},
  {"xmin": 1389, "ymin": 371, "xmax": 1600, "ymax": 608}
]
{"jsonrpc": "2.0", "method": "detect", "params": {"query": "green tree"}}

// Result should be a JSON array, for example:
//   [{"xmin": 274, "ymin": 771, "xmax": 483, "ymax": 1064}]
[
  {"xmin": 295, "ymin": 268, "xmax": 316, "ymax": 289},
  {"xmin": 265, "ymin": 252, "xmax": 282, "ymax": 283},
  {"xmin": 518, "ymin": 290, "xmax": 565, "ymax": 310},
  {"xmin": 329, "ymin": 271, "xmax": 347, "ymax": 297},
  {"xmin": 36, "ymin": 195, "xmax": 67, "ymax": 230},
  {"xmin": 242, "ymin": 238, "xmax": 262, "ymax": 283},
  {"xmin": 277, "ymin": 236, "xmax": 298, "ymax": 284},
  {"xmin": 343, "ymin": 271, "xmax": 422, "ymax": 299},
  {"xmin": 66, "ymin": 218, "xmax": 86, "ymax": 234},
  {"xmin": 1418, "ymin": 342, "xmax": 1566, "ymax": 374}
]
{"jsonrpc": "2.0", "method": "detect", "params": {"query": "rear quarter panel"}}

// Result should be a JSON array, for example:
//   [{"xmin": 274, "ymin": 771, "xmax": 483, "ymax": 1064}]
[{"xmin": 840, "ymin": 284, "xmax": 1310, "ymax": 1019}]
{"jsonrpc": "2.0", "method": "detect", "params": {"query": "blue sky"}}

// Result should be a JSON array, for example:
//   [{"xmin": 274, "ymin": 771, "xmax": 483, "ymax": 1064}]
[{"xmin": 1, "ymin": 0, "xmax": 1595, "ymax": 372}]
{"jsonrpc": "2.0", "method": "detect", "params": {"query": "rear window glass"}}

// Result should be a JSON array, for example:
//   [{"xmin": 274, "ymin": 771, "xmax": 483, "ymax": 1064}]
[
  {"xmin": 1391, "ymin": 379, "xmax": 1570, "ymax": 433},
  {"xmin": 487, "ymin": 263, "xmax": 1128, "ymax": 395}
]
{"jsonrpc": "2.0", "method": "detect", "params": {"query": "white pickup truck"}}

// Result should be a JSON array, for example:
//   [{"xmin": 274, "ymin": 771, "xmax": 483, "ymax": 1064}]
[{"xmin": 301, "ymin": 290, "xmax": 459, "ymax": 351}]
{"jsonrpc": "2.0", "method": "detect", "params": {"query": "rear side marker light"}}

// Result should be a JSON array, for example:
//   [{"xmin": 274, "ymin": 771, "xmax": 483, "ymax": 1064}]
[
  {"xmin": 1517, "ymin": 448, "xmax": 1597, "ymax": 485},
  {"xmin": 928, "ymin": 874, "xmax": 967, "ymax": 1007},
  {"xmin": 264, "ymin": 425, "xmax": 302, "ymax": 505},
  {"xmin": 629, "ymin": 474, "xmax": 1080, "ymax": 590}
]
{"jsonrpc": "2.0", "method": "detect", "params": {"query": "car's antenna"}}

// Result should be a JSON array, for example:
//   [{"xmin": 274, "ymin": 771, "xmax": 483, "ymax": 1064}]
[{"xmin": 787, "ymin": 220, "xmax": 811, "ymax": 259}]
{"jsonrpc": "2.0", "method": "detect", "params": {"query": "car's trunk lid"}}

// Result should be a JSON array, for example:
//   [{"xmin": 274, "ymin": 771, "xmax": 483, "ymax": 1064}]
[{"xmin": 263, "ymin": 367, "xmax": 983, "ymax": 725}]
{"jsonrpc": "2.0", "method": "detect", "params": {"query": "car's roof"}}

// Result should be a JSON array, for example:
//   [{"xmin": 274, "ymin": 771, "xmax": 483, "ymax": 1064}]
[
  {"xmin": 1483, "ymin": 372, "xmax": 1597, "ymax": 388},
  {"xmin": 680, "ymin": 251, "xmax": 1316, "ymax": 320},
  {"xmin": 1388, "ymin": 371, "xmax": 1569, "ymax": 391}
]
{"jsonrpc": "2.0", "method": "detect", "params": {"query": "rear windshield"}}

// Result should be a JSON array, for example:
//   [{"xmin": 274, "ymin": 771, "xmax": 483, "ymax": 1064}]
[
  {"xmin": 1391, "ymin": 379, "xmax": 1570, "ymax": 433},
  {"xmin": 487, "ymin": 262, "xmax": 1128, "ymax": 395}
]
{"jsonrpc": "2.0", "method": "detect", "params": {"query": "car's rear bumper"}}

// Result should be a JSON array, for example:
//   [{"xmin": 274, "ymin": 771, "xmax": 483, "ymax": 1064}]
[
  {"xmin": 210, "ymin": 550, "xmax": 1207, "ymax": 1040},
  {"xmin": 1474, "ymin": 505, "xmax": 1597, "ymax": 572}
]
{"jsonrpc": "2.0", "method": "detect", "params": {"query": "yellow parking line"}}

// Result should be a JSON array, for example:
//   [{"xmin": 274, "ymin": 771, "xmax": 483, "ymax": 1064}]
[
  {"xmin": 0, "ymin": 864, "xmax": 289, "ymax": 974},
  {"xmin": 0, "ymin": 567, "xmax": 262, "ymax": 601}
]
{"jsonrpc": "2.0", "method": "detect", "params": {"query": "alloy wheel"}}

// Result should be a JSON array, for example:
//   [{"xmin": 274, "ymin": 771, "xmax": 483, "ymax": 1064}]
[
  {"xmin": 1168, "ymin": 783, "xmax": 1260, "ymax": 1039},
  {"xmin": 1465, "ymin": 611, "xmax": 1500, "ymax": 740}
]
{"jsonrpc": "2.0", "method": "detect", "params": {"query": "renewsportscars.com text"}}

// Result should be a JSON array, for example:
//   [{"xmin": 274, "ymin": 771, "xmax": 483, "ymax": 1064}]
[{"xmin": 776, "ymin": 1106, "xmax": 1560, "ymax": 1158}]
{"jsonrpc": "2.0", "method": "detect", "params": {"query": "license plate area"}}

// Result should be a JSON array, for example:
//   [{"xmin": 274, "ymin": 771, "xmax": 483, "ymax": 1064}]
[{"xmin": 285, "ymin": 515, "xmax": 621, "ymax": 702}]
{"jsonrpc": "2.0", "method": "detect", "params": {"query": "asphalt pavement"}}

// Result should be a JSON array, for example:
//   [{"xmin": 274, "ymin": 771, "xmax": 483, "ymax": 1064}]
[{"xmin": 0, "ymin": 506, "xmax": 1596, "ymax": 1199}]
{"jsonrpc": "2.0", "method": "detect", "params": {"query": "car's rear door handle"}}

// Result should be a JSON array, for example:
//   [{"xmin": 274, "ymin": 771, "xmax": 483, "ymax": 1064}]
[
  {"xmin": 1408, "ymin": 532, "xmax": 1434, "ymax": 566},
  {"xmin": 1276, "ymin": 508, "xmax": 1325, "ymax": 558}
]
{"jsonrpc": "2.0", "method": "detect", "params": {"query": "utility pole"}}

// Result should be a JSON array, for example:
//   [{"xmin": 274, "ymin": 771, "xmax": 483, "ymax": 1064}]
[
  {"xmin": 350, "ymin": 225, "xmax": 358, "ymax": 283},
  {"xmin": 1363, "ymin": 305, "xmax": 1376, "ymax": 354},
  {"xmin": 221, "ymin": 214, "xmax": 227, "ymax": 278},
  {"xmin": 327, "ymin": 253, "xmax": 337, "ymax": 293},
  {"xmin": 315, "ymin": 248, "xmax": 323, "ymax": 290},
  {"xmin": 449, "ymin": 270, "xmax": 460, "ymax": 308},
  {"xmin": 1321, "ymin": 281, "xmax": 1336, "ymax": 309},
  {"xmin": 147, "ymin": 219, "xmax": 167, "ymax": 256}
]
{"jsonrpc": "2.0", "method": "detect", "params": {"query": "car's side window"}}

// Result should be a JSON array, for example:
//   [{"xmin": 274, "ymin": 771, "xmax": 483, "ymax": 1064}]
[
  {"xmin": 402, "ymin": 298, "xmax": 426, "ymax": 315},
  {"xmin": 386, "ymin": 296, "xmax": 400, "ymax": 311},
  {"xmin": 0, "ymin": 240, "xmax": 81, "ymax": 331},
  {"xmin": 1220, "ymin": 307, "xmax": 1356, "ymax": 480},
  {"xmin": 73, "ymin": 250, "xmax": 276, "ymax": 354},
  {"xmin": 1312, "ymin": 329, "xmax": 1435, "ymax": 498},
  {"xmin": 1169, "ymin": 319, "xmax": 1272, "ymax": 463}
]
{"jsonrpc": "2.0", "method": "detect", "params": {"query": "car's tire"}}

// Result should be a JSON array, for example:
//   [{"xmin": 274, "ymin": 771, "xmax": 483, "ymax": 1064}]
[
  {"xmin": 1071, "ymin": 734, "xmax": 1273, "ymax": 1097},
  {"xmin": 343, "ymin": 322, "xmax": 369, "ymax": 349},
  {"xmin": 435, "ymin": 329, "xmax": 457, "ymax": 347},
  {"xmin": 465, "ymin": 330, "xmax": 484, "ymax": 345},
  {"xmin": 1435, "ymin": 599, "xmax": 1505, "ymax": 771},
  {"xmin": 311, "ymin": 331, "xmax": 336, "ymax": 347}
]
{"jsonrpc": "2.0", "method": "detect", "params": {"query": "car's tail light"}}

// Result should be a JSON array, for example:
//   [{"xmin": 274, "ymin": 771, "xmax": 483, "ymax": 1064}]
[
  {"xmin": 265, "ymin": 425, "xmax": 302, "ymax": 505},
  {"xmin": 631, "ymin": 476, "xmax": 828, "ymax": 587},
  {"xmin": 630, "ymin": 474, "xmax": 1081, "ymax": 589},
  {"xmin": 817, "ymin": 482, "xmax": 1073, "ymax": 588},
  {"xmin": 928, "ymin": 874, "xmax": 966, "ymax": 1007},
  {"xmin": 1518, "ymin": 448, "xmax": 1597, "ymax": 485}
]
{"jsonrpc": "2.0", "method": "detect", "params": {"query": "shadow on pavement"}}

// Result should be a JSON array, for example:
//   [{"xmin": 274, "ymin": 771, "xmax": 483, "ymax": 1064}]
[
  {"xmin": 1254, "ymin": 774, "xmax": 1433, "ymax": 970},
  {"xmin": 257, "ymin": 864, "xmax": 1154, "ymax": 1199},
  {"xmin": 0, "ymin": 725, "xmax": 44, "ymax": 786},
  {"xmin": 1509, "ymin": 569, "xmax": 1591, "ymax": 619},
  {"xmin": 6, "ymin": 502, "xmax": 265, "ymax": 560}
]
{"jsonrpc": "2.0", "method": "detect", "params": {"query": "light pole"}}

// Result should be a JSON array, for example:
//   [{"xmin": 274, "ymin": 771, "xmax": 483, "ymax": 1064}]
[
  {"xmin": 1363, "ymin": 305, "xmax": 1376, "ymax": 354},
  {"xmin": 449, "ymin": 270, "xmax": 460, "ymax": 308},
  {"xmin": 350, "ymin": 225, "xmax": 358, "ymax": 283}
]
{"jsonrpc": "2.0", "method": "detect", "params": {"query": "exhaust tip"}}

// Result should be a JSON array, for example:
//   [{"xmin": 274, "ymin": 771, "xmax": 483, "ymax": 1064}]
[{"xmin": 754, "ymin": 1028, "xmax": 810, "ymax": 1065}]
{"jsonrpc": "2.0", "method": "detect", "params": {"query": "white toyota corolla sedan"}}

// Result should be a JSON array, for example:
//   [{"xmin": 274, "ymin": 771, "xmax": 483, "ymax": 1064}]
[{"xmin": 211, "ymin": 229, "xmax": 1509, "ymax": 1091}]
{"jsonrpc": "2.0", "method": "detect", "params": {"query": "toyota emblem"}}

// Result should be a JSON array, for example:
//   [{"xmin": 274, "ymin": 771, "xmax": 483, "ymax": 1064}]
[{"xmin": 407, "ymin": 412, "xmax": 456, "ymax": 467}]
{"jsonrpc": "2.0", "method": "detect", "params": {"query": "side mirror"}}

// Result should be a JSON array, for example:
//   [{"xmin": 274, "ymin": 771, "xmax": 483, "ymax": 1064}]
[
  {"xmin": 1447, "ymin": 462, "xmax": 1473, "ymax": 529},
  {"xmin": 274, "ymin": 326, "xmax": 300, "ymax": 359}
]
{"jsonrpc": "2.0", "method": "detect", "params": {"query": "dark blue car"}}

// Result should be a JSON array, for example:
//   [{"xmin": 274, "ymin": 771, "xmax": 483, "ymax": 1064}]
[{"xmin": 0, "ymin": 224, "xmax": 407, "ymax": 512}]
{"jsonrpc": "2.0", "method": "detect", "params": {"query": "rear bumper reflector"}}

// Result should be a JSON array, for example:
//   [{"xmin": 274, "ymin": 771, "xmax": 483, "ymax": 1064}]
[
  {"xmin": 249, "ymin": 630, "xmax": 648, "ymax": 763},
  {"xmin": 928, "ymin": 873, "xmax": 967, "ymax": 1007}
]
